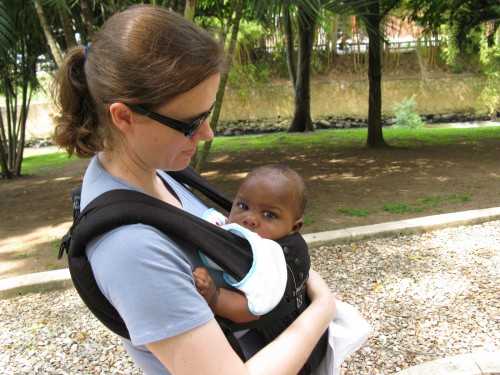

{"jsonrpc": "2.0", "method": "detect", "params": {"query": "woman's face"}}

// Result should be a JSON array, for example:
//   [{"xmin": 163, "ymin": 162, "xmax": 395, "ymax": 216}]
[{"xmin": 125, "ymin": 74, "xmax": 220, "ymax": 172}]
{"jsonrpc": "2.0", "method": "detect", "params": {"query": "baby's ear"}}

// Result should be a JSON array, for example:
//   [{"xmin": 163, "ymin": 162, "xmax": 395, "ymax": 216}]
[{"xmin": 291, "ymin": 218, "xmax": 304, "ymax": 234}]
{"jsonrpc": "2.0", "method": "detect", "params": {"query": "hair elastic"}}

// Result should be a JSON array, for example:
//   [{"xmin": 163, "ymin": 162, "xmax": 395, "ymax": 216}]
[{"xmin": 84, "ymin": 45, "xmax": 90, "ymax": 57}]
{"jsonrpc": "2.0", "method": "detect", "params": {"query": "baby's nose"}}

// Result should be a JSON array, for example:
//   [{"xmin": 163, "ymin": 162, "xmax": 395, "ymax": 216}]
[{"xmin": 243, "ymin": 214, "xmax": 258, "ymax": 227}]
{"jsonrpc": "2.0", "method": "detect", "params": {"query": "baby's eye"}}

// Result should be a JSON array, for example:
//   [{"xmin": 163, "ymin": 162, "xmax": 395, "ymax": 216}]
[
  {"xmin": 237, "ymin": 202, "xmax": 248, "ymax": 210},
  {"xmin": 263, "ymin": 211, "xmax": 277, "ymax": 219}
]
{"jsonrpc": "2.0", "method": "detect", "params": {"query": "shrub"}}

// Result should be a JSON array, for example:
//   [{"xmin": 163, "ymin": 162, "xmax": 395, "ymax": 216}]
[{"xmin": 392, "ymin": 95, "xmax": 425, "ymax": 129}]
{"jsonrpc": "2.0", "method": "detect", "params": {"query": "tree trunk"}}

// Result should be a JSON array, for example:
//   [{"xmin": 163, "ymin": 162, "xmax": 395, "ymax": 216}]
[
  {"xmin": 34, "ymin": 0, "xmax": 63, "ymax": 67},
  {"xmin": 195, "ymin": 0, "xmax": 244, "ymax": 172},
  {"xmin": 284, "ymin": 4, "xmax": 296, "ymax": 90},
  {"xmin": 0, "ymin": 109, "xmax": 12, "ymax": 179},
  {"xmin": 59, "ymin": 6, "xmax": 76, "ymax": 49},
  {"xmin": 365, "ymin": 0, "xmax": 388, "ymax": 148},
  {"xmin": 80, "ymin": 0, "xmax": 95, "ymax": 42},
  {"xmin": 184, "ymin": 0, "xmax": 196, "ymax": 21},
  {"xmin": 103, "ymin": 0, "xmax": 116, "ymax": 20},
  {"xmin": 288, "ymin": 1, "xmax": 318, "ymax": 133},
  {"xmin": 14, "ymin": 46, "xmax": 34, "ymax": 176},
  {"xmin": 329, "ymin": 14, "xmax": 338, "ymax": 63},
  {"xmin": 170, "ymin": 0, "xmax": 186, "ymax": 15}
]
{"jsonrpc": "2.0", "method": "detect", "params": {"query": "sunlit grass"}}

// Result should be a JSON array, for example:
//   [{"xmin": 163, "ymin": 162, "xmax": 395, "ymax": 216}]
[
  {"xmin": 336, "ymin": 206, "xmax": 372, "ymax": 217},
  {"xmin": 337, "ymin": 192, "xmax": 475, "ymax": 218},
  {"xmin": 209, "ymin": 126, "xmax": 499, "ymax": 153},
  {"xmin": 21, "ymin": 150, "xmax": 78, "ymax": 176},
  {"xmin": 21, "ymin": 126, "xmax": 498, "ymax": 175}
]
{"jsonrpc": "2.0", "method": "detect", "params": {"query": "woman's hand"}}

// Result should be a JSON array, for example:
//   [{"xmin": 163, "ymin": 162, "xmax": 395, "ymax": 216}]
[{"xmin": 245, "ymin": 268, "xmax": 335, "ymax": 375}]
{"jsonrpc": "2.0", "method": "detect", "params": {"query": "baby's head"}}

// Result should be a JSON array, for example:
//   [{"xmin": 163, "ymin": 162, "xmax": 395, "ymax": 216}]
[{"xmin": 229, "ymin": 164, "xmax": 307, "ymax": 240}]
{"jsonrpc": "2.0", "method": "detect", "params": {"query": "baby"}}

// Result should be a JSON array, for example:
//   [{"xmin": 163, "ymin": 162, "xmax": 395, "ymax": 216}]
[{"xmin": 194, "ymin": 164, "xmax": 327, "ymax": 375}]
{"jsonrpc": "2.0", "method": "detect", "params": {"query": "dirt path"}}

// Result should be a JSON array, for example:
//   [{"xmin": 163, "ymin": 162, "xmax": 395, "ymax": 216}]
[{"xmin": 1, "ymin": 139, "xmax": 499, "ymax": 279}]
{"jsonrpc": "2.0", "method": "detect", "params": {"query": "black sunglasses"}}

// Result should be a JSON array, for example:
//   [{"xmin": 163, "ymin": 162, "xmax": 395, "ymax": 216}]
[{"xmin": 126, "ymin": 101, "xmax": 216, "ymax": 138}]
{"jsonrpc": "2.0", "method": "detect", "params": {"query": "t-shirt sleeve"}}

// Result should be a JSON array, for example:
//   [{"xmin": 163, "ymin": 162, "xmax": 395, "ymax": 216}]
[{"xmin": 87, "ymin": 224, "xmax": 214, "ymax": 346}]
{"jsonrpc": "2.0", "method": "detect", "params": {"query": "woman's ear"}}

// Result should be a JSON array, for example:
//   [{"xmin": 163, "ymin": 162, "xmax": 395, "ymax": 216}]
[{"xmin": 109, "ymin": 103, "xmax": 134, "ymax": 134}]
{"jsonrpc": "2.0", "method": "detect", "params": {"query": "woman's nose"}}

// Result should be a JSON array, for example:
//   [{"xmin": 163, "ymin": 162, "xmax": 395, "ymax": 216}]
[{"xmin": 197, "ymin": 119, "xmax": 214, "ymax": 142}]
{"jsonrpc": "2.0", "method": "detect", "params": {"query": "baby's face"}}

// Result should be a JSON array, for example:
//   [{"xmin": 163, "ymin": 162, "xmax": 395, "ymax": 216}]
[{"xmin": 228, "ymin": 174, "xmax": 302, "ymax": 240}]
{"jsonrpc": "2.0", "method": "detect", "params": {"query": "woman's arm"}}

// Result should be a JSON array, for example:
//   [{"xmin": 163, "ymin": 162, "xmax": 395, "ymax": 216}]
[{"xmin": 146, "ymin": 268, "xmax": 335, "ymax": 375}]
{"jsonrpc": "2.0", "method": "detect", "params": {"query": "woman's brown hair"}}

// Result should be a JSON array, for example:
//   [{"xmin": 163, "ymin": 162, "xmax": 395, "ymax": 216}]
[{"xmin": 52, "ymin": 5, "xmax": 226, "ymax": 158}]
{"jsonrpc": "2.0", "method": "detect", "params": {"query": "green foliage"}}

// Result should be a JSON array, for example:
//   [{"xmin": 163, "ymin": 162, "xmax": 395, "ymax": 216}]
[
  {"xmin": 441, "ymin": 24, "xmax": 483, "ymax": 73},
  {"xmin": 236, "ymin": 20, "xmax": 266, "ymax": 50},
  {"xmin": 408, "ymin": 0, "xmax": 499, "ymax": 75},
  {"xmin": 391, "ymin": 95, "xmax": 425, "ymax": 129},
  {"xmin": 221, "ymin": 17, "xmax": 281, "ymax": 85},
  {"xmin": 228, "ymin": 60, "xmax": 271, "ymax": 86},
  {"xmin": 269, "ymin": 48, "xmax": 292, "ymax": 78},
  {"xmin": 311, "ymin": 50, "xmax": 326, "ymax": 74},
  {"xmin": 476, "ymin": 32, "xmax": 500, "ymax": 116}
]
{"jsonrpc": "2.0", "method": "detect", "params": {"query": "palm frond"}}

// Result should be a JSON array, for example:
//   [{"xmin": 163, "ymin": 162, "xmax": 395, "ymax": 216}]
[{"xmin": 0, "ymin": 2, "xmax": 16, "ymax": 55}]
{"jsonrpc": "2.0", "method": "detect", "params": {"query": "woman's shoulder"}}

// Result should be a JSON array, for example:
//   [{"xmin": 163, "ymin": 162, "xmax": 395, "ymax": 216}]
[
  {"xmin": 87, "ymin": 223, "xmax": 188, "ymax": 263},
  {"xmin": 81, "ymin": 156, "xmax": 140, "ymax": 208}
]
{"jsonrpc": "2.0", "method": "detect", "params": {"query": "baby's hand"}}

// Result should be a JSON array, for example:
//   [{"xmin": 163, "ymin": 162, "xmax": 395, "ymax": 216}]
[{"xmin": 193, "ymin": 267, "xmax": 219, "ymax": 307}]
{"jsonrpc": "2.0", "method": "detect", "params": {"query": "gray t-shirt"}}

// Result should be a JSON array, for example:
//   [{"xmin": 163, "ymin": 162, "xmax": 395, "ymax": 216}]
[{"xmin": 81, "ymin": 156, "xmax": 264, "ymax": 374}]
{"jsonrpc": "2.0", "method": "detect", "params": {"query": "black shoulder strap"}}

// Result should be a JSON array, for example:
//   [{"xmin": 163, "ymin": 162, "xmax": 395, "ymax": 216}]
[
  {"xmin": 168, "ymin": 165, "xmax": 233, "ymax": 212},
  {"xmin": 67, "ymin": 189, "xmax": 252, "ymax": 281}
]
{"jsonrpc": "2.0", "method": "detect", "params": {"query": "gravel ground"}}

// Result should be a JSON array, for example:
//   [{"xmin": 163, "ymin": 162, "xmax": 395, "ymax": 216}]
[{"xmin": 1, "ymin": 221, "xmax": 498, "ymax": 374}]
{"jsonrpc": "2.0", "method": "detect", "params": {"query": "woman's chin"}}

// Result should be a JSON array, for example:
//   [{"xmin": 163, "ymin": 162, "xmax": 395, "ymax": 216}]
[{"xmin": 164, "ymin": 159, "xmax": 191, "ymax": 172}]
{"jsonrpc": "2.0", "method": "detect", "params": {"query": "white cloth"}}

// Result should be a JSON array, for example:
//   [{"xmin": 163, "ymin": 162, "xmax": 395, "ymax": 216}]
[
  {"xmin": 202, "ymin": 208, "xmax": 227, "ymax": 227},
  {"xmin": 313, "ymin": 300, "xmax": 373, "ymax": 375},
  {"xmin": 221, "ymin": 223, "xmax": 287, "ymax": 315}
]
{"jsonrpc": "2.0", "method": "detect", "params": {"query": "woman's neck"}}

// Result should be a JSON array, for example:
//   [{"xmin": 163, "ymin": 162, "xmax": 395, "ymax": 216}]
[{"xmin": 98, "ymin": 151, "xmax": 182, "ymax": 208}]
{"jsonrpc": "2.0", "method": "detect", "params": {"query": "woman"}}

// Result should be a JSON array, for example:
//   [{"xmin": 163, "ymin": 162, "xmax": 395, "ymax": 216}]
[{"xmin": 53, "ymin": 5, "xmax": 335, "ymax": 374}]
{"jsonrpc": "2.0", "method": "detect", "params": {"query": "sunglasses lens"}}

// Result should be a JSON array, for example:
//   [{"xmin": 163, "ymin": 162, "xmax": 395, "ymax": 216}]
[{"xmin": 185, "ymin": 118, "xmax": 206, "ymax": 138}]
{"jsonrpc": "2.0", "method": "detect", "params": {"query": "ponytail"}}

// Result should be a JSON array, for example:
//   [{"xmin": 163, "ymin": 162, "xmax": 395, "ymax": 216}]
[{"xmin": 52, "ymin": 46, "xmax": 103, "ymax": 158}]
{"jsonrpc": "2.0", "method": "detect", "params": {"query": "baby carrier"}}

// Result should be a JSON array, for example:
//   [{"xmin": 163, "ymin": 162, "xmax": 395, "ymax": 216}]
[{"xmin": 59, "ymin": 165, "xmax": 327, "ymax": 373}]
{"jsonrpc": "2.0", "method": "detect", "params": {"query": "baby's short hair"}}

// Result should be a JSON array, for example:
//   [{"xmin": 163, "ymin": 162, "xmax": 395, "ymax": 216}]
[{"xmin": 246, "ymin": 164, "xmax": 308, "ymax": 218}]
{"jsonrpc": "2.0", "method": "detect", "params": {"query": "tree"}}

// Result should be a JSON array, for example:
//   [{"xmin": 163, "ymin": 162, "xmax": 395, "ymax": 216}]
[
  {"xmin": 0, "ymin": 0, "xmax": 47, "ymax": 179},
  {"xmin": 326, "ymin": 0, "xmax": 401, "ymax": 148},
  {"xmin": 58, "ymin": 3, "xmax": 77, "ymax": 49},
  {"xmin": 288, "ymin": 0, "xmax": 321, "ymax": 132},
  {"xmin": 0, "ymin": 1, "xmax": 16, "ymax": 178},
  {"xmin": 255, "ymin": 0, "xmax": 321, "ymax": 133},
  {"xmin": 185, "ymin": 0, "xmax": 196, "ymax": 20},
  {"xmin": 406, "ymin": 0, "xmax": 499, "ymax": 48},
  {"xmin": 34, "ymin": 0, "xmax": 63, "ymax": 68},
  {"xmin": 406, "ymin": 0, "xmax": 499, "ymax": 116},
  {"xmin": 80, "ymin": 0, "xmax": 96, "ymax": 41},
  {"xmin": 195, "ymin": 0, "xmax": 246, "ymax": 171},
  {"xmin": 364, "ymin": 0, "xmax": 401, "ymax": 148}
]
